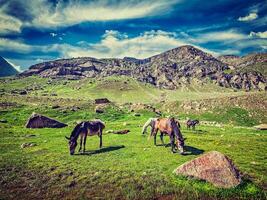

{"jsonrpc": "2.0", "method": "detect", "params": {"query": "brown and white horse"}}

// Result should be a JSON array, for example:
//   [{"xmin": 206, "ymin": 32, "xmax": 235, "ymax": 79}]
[
  {"xmin": 65, "ymin": 120, "xmax": 105, "ymax": 155},
  {"xmin": 151, "ymin": 118, "xmax": 185, "ymax": 154}
]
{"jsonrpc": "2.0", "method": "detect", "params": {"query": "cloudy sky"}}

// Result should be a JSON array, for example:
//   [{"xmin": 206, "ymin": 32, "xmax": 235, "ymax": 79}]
[{"xmin": 0, "ymin": 0, "xmax": 266, "ymax": 71}]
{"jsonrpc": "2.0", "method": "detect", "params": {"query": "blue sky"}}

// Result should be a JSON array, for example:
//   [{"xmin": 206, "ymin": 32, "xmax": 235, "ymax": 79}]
[{"xmin": 0, "ymin": 0, "xmax": 266, "ymax": 71}]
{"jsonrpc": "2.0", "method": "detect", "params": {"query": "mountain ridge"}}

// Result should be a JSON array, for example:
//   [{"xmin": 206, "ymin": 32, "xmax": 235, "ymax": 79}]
[{"xmin": 20, "ymin": 45, "xmax": 266, "ymax": 91}]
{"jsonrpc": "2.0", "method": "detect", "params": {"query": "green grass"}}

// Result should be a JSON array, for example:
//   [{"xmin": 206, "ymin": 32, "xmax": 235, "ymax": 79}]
[{"xmin": 0, "ymin": 76, "xmax": 266, "ymax": 199}]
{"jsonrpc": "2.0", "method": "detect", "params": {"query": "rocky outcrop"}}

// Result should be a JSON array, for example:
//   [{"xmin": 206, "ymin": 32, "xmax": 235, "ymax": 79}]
[
  {"xmin": 20, "ymin": 45, "xmax": 266, "ymax": 90},
  {"xmin": 173, "ymin": 151, "xmax": 241, "ymax": 188},
  {"xmin": 25, "ymin": 113, "xmax": 67, "ymax": 128}
]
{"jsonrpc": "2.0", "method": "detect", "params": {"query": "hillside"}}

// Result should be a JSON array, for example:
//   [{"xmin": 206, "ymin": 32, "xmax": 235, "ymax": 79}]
[
  {"xmin": 0, "ymin": 56, "xmax": 18, "ymax": 77},
  {"xmin": 20, "ymin": 45, "xmax": 266, "ymax": 91}
]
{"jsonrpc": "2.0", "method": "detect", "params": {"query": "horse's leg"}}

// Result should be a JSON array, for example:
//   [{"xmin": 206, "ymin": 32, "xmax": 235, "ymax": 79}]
[
  {"xmin": 83, "ymin": 133, "xmax": 87, "ymax": 153},
  {"xmin": 154, "ymin": 131, "xmax": 157, "ymax": 146},
  {"xmin": 193, "ymin": 125, "xmax": 195, "ymax": 130},
  {"xmin": 99, "ymin": 129, "xmax": 103, "ymax": 148},
  {"xmin": 170, "ymin": 134, "xmax": 175, "ymax": 153},
  {"xmin": 160, "ymin": 132, "xmax": 164, "ymax": 145},
  {"xmin": 79, "ymin": 134, "xmax": 83, "ymax": 152}
]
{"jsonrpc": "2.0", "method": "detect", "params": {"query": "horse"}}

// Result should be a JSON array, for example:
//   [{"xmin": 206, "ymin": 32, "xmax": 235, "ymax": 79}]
[
  {"xmin": 186, "ymin": 119, "xmax": 199, "ymax": 130},
  {"xmin": 65, "ymin": 119, "xmax": 105, "ymax": 155},
  {"xmin": 142, "ymin": 118, "xmax": 181, "ymax": 135},
  {"xmin": 141, "ymin": 118, "xmax": 158, "ymax": 135},
  {"xmin": 150, "ymin": 118, "xmax": 185, "ymax": 154}
]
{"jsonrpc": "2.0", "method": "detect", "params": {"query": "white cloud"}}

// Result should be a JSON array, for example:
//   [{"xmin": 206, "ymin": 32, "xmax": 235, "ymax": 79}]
[
  {"xmin": 50, "ymin": 33, "xmax": 57, "ymax": 37},
  {"xmin": 0, "ymin": 8, "xmax": 22, "ymax": 34},
  {"xmin": 238, "ymin": 12, "xmax": 258, "ymax": 22},
  {"xmin": 21, "ymin": 0, "xmax": 181, "ymax": 28},
  {"xmin": 58, "ymin": 30, "xmax": 187, "ymax": 59},
  {"xmin": 0, "ymin": 38, "xmax": 33, "ymax": 52},
  {"xmin": 194, "ymin": 30, "xmax": 247, "ymax": 43},
  {"xmin": 249, "ymin": 31, "xmax": 267, "ymax": 38}
]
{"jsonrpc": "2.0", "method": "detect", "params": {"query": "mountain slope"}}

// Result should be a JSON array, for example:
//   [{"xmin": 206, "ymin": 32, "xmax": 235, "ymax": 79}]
[
  {"xmin": 20, "ymin": 45, "xmax": 266, "ymax": 90},
  {"xmin": 0, "ymin": 56, "xmax": 18, "ymax": 77}
]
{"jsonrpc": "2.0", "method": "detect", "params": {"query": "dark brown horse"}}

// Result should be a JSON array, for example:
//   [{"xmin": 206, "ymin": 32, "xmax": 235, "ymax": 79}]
[
  {"xmin": 186, "ymin": 119, "xmax": 199, "ymax": 130},
  {"xmin": 151, "ymin": 118, "xmax": 185, "ymax": 154},
  {"xmin": 65, "ymin": 120, "xmax": 105, "ymax": 155}
]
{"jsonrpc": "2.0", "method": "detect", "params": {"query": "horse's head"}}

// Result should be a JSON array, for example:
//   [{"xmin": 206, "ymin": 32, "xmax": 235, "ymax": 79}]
[
  {"xmin": 65, "ymin": 136, "xmax": 77, "ymax": 155},
  {"xmin": 177, "ymin": 138, "xmax": 186, "ymax": 154},
  {"xmin": 195, "ymin": 120, "xmax": 200, "ymax": 125}
]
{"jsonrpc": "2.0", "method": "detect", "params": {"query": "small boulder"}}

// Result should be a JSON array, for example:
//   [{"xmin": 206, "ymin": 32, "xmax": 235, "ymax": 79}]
[
  {"xmin": 173, "ymin": 151, "xmax": 241, "ymax": 188},
  {"xmin": 21, "ymin": 143, "xmax": 37, "ymax": 148},
  {"xmin": 105, "ymin": 130, "xmax": 114, "ymax": 133},
  {"xmin": 25, "ymin": 113, "xmax": 67, "ymax": 128},
  {"xmin": 51, "ymin": 105, "xmax": 60, "ymax": 109},
  {"xmin": 254, "ymin": 124, "xmax": 267, "ymax": 130},
  {"xmin": 0, "ymin": 119, "xmax": 7, "ymax": 123},
  {"xmin": 113, "ymin": 130, "xmax": 130, "ymax": 134},
  {"xmin": 95, "ymin": 98, "xmax": 110, "ymax": 104},
  {"xmin": 95, "ymin": 109, "xmax": 104, "ymax": 113}
]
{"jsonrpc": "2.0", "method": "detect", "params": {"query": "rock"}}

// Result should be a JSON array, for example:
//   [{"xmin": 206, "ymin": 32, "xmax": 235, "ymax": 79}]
[
  {"xmin": 0, "ymin": 119, "xmax": 7, "ymax": 123},
  {"xmin": 21, "ymin": 143, "xmax": 37, "ymax": 148},
  {"xmin": 25, "ymin": 134, "xmax": 36, "ymax": 137},
  {"xmin": 95, "ymin": 98, "xmax": 110, "ymax": 104},
  {"xmin": 68, "ymin": 180, "xmax": 76, "ymax": 188},
  {"xmin": 133, "ymin": 113, "xmax": 141, "ymax": 116},
  {"xmin": 95, "ymin": 109, "xmax": 104, "ymax": 113},
  {"xmin": 173, "ymin": 151, "xmax": 241, "ymax": 188},
  {"xmin": 254, "ymin": 124, "xmax": 267, "ymax": 130},
  {"xmin": 113, "ymin": 130, "xmax": 130, "ymax": 134},
  {"xmin": 51, "ymin": 105, "xmax": 60, "ymax": 109},
  {"xmin": 25, "ymin": 113, "xmax": 67, "ymax": 128}
]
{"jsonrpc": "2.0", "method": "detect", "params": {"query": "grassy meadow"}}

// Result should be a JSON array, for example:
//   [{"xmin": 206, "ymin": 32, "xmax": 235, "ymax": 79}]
[{"xmin": 0, "ymin": 76, "xmax": 266, "ymax": 200}]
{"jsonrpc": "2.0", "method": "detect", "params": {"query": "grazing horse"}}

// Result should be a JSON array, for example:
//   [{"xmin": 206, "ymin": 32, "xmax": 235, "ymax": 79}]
[
  {"xmin": 186, "ymin": 119, "xmax": 199, "ymax": 130},
  {"xmin": 65, "ymin": 120, "xmax": 105, "ymax": 155},
  {"xmin": 151, "ymin": 118, "xmax": 185, "ymax": 154},
  {"xmin": 141, "ymin": 118, "xmax": 158, "ymax": 135}
]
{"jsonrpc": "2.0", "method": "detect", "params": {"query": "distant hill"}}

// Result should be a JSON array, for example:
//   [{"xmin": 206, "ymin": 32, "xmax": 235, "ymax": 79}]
[
  {"xmin": 20, "ymin": 45, "xmax": 266, "ymax": 91},
  {"xmin": 218, "ymin": 53, "xmax": 267, "ymax": 77},
  {"xmin": 0, "ymin": 56, "xmax": 18, "ymax": 77}
]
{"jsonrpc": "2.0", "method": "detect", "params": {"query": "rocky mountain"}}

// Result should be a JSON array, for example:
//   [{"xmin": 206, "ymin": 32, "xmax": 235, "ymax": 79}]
[
  {"xmin": 20, "ymin": 45, "xmax": 266, "ymax": 90},
  {"xmin": 0, "ymin": 56, "xmax": 18, "ymax": 77}
]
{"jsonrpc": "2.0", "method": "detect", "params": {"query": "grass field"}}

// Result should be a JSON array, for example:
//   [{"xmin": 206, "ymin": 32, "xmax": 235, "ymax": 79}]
[{"xmin": 0, "ymin": 76, "xmax": 266, "ymax": 199}]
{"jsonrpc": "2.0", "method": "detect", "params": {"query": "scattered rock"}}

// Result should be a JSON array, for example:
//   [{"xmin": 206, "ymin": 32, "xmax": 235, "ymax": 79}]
[
  {"xmin": 25, "ymin": 134, "xmax": 36, "ymax": 137},
  {"xmin": 25, "ymin": 113, "xmax": 67, "ymax": 128},
  {"xmin": 51, "ymin": 105, "xmax": 60, "ymax": 109},
  {"xmin": 0, "ymin": 119, "xmax": 7, "ymax": 123},
  {"xmin": 95, "ymin": 98, "xmax": 110, "ymax": 104},
  {"xmin": 254, "ymin": 124, "xmax": 267, "ymax": 130},
  {"xmin": 113, "ymin": 130, "xmax": 130, "ymax": 134},
  {"xmin": 95, "ymin": 109, "xmax": 104, "ymax": 113},
  {"xmin": 68, "ymin": 180, "xmax": 76, "ymax": 188},
  {"xmin": 21, "ymin": 143, "xmax": 37, "ymax": 148},
  {"xmin": 173, "ymin": 151, "xmax": 241, "ymax": 188}
]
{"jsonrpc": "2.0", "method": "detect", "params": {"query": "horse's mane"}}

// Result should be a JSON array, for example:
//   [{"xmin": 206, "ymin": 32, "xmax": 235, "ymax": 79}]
[{"xmin": 70, "ymin": 122, "xmax": 84, "ymax": 139}]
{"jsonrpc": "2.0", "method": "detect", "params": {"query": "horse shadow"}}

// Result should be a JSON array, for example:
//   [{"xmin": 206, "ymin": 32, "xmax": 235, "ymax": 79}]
[
  {"xmin": 183, "ymin": 145, "xmax": 204, "ymax": 156},
  {"xmin": 193, "ymin": 129, "xmax": 208, "ymax": 134},
  {"xmin": 77, "ymin": 145, "xmax": 125, "ymax": 156}
]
